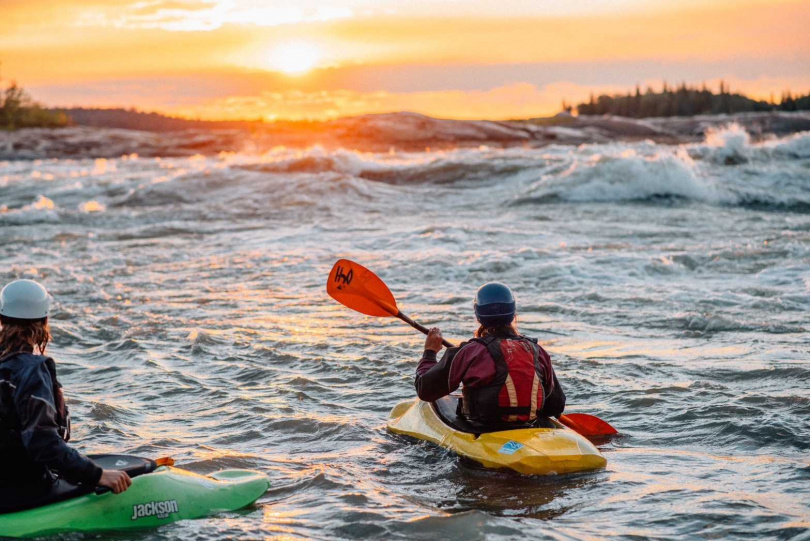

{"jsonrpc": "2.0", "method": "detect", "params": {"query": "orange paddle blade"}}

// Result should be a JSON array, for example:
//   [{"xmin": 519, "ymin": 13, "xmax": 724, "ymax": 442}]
[
  {"xmin": 327, "ymin": 259, "xmax": 399, "ymax": 317},
  {"xmin": 559, "ymin": 413, "xmax": 618, "ymax": 437}
]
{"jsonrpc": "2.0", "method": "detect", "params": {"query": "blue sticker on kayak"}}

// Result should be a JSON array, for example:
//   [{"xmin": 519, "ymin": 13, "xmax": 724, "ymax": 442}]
[{"xmin": 498, "ymin": 441, "xmax": 524, "ymax": 455}]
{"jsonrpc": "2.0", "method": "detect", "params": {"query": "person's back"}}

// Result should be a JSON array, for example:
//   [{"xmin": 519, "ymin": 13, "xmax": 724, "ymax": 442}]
[
  {"xmin": 0, "ymin": 279, "xmax": 131, "ymax": 511},
  {"xmin": 0, "ymin": 351, "xmax": 81, "ymax": 486},
  {"xmin": 414, "ymin": 282, "xmax": 565, "ymax": 428}
]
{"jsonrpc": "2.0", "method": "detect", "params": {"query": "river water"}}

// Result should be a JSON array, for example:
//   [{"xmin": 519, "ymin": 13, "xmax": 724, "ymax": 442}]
[{"xmin": 1, "ymin": 124, "xmax": 809, "ymax": 539}]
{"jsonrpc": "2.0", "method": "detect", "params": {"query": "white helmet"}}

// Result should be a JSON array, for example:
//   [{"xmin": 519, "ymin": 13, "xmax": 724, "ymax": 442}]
[{"xmin": 0, "ymin": 279, "xmax": 51, "ymax": 320}]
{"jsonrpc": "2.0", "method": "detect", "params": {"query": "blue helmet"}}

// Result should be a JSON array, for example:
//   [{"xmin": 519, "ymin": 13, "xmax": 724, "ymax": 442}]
[{"xmin": 474, "ymin": 283, "xmax": 516, "ymax": 326}]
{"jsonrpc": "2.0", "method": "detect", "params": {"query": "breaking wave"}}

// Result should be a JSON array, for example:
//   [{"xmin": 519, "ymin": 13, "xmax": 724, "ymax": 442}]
[
  {"xmin": 236, "ymin": 146, "xmax": 538, "ymax": 186},
  {"xmin": 509, "ymin": 126, "xmax": 810, "ymax": 210},
  {"xmin": 2, "ymin": 125, "xmax": 809, "ymax": 221},
  {"xmin": 513, "ymin": 146, "xmax": 716, "ymax": 205}
]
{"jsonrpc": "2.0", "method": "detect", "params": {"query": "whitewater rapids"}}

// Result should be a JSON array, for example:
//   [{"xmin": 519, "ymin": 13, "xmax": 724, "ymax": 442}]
[{"xmin": 1, "ymin": 124, "xmax": 808, "ymax": 539}]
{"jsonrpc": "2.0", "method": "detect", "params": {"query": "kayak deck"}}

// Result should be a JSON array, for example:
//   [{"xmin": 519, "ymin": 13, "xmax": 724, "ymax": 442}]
[
  {"xmin": 387, "ymin": 398, "xmax": 607, "ymax": 475},
  {"xmin": 0, "ymin": 464, "xmax": 269, "ymax": 538}
]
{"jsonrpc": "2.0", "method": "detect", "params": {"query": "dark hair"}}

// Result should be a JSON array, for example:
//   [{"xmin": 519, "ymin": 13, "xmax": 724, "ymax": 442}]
[
  {"xmin": 474, "ymin": 316, "xmax": 519, "ymax": 338},
  {"xmin": 0, "ymin": 316, "xmax": 51, "ymax": 356}
]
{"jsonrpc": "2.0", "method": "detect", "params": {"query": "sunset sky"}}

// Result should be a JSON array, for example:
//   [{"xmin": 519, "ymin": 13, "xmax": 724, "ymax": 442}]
[{"xmin": 2, "ymin": 0, "xmax": 809, "ymax": 120}]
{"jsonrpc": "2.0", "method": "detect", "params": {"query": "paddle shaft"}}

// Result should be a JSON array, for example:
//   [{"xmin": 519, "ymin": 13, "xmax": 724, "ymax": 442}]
[
  {"xmin": 327, "ymin": 259, "xmax": 617, "ymax": 435},
  {"xmin": 396, "ymin": 311, "xmax": 454, "ymax": 349}
]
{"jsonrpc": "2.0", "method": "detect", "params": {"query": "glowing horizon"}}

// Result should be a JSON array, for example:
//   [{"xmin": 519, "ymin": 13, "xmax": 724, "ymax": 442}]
[{"xmin": 1, "ymin": 0, "xmax": 808, "ymax": 121}]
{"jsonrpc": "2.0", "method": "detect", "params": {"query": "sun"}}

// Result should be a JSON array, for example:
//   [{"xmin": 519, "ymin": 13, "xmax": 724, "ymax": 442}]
[{"xmin": 267, "ymin": 42, "xmax": 321, "ymax": 76}]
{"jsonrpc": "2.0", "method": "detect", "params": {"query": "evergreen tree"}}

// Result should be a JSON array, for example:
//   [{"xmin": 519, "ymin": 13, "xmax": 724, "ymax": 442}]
[
  {"xmin": 576, "ymin": 81, "xmax": 809, "ymax": 118},
  {"xmin": 0, "ymin": 68, "xmax": 68, "ymax": 130}
]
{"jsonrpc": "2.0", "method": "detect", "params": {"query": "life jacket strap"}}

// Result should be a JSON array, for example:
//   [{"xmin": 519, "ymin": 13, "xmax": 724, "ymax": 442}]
[{"xmin": 467, "ymin": 334, "xmax": 545, "ymax": 422}]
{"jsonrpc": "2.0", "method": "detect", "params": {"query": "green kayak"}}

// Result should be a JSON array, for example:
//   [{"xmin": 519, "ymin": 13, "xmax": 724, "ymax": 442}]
[{"xmin": 0, "ymin": 455, "xmax": 269, "ymax": 538}]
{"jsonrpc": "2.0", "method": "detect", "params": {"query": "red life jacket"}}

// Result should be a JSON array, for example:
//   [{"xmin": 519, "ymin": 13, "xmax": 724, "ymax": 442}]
[{"xmin": 461, "ymin": 335, "xmax": 554, "ymax": 424}]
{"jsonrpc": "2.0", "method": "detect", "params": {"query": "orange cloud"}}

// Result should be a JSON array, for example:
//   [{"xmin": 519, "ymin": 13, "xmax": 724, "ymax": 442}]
[
  {"xmin": 4, "ymin": 1, "xmax": 809, "ymax": 81},
  {"xmin": 86, "ymin": 1, "xmax": 353, "ymax": 32},
  {"xmin": 2, "ymin": 0, "xmax": 808, "ymax": 120}
]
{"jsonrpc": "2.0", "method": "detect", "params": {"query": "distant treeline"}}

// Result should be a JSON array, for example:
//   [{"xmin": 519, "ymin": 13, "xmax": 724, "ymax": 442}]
[
  {"xmin": 57, "ymin": 108, "xmax": 263, "ymax": 132},
  {"xmin": 574, "ymin": 82, "xmax": 810, "ymax": 118},
  {"xmin": 1, "ymin": 81, "xmax": 68, "ymax": 130},
  {"xmin": 4, "ymin": 75, "xmax": 810, "ymax": 131}
]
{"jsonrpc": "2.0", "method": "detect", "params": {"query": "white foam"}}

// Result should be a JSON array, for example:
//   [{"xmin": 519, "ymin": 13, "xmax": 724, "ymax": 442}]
[
  {"xmin": 79, "ymin": 200, "xmax": 106, "ymax": 213},
  {"xmin": 519, "ymin": 144, "xmax": 717, "ymax": 203},
  {"xmin": 698, "ymin": 123, "xmax": 752, "ymax": 165},
  {"xmin": 767, "ymin": 131, "xmax": 810, "ymax": 159},
  {"xmin": 28, "ymin": 194, "xmax": 57, "ymax": 210},
  {"xmin": 0, "ymin": 195, "xmax": 61, "ymax": 224}
]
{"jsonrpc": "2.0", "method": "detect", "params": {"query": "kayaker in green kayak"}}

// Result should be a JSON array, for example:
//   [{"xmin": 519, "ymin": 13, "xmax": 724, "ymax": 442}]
[
  {"xmin": 414, "ymin": 283, "xmax": 566, "ymax": 428},
  {"xmin": 0, "ymin": 280, "xmax": 131, "ymax": 513}
]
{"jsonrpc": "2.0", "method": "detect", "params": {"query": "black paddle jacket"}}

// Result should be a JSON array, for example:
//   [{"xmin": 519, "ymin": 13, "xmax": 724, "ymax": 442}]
[{"xmin": 0, "ymin": 351, "xmax": 102, "ymax": 488}]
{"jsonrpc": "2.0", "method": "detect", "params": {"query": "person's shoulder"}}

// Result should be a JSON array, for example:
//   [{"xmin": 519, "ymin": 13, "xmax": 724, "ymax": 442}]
[
  {"xmin": 518, "ymin": 335, "xmax": 546, "ymax": 349},
  {"xmin": 2, "ymin": 351, "xmax": 45, "ymax": 366},
  {"xmin": 517, "ymin": 335, "xmax": 551, "ymax": 352},
  {"xmin": 2, "ymin": 353, "xmax": 52, "ymax": 385},
  {"xmin": 456, "ymin": 340, "xmax": 488, "ymax": 356},
  {"xmin": 525, "ymin": 337, "xmax": 553, "ymax": 360}
]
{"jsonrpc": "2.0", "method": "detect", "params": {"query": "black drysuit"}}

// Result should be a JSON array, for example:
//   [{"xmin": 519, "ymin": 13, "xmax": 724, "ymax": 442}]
[{"xmin": 0, "ymin": 351, "xmax": 101, "ymax": 509}]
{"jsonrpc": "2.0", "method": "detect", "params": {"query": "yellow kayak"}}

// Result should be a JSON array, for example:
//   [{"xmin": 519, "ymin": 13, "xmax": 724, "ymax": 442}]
[{"xmin": 387, "ymin": 397, "xmax": 607, "ymax": 475}]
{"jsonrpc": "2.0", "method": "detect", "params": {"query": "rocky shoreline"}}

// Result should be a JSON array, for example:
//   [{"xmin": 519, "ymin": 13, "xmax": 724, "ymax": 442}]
[{"xmin": 2, "ymin": 111, "xmax": 810, "ymax": 160}]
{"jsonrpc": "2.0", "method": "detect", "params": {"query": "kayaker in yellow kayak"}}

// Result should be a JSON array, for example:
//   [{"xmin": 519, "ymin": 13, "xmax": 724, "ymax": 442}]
[
  {"xmin": 415, "ymin": 283, "xmax": 566, "ymax": 428},
  {"xmin": 0, "ymin": 280, "xmax": 131, "ymax": 513}
]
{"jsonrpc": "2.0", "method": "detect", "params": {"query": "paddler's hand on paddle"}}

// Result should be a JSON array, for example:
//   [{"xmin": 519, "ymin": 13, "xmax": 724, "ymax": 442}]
[
  {"xmin": 99, "ymin": 469, "xmax": 132, "ymax": 494},
  {"xmin": 425, "ymin": 327, "xmax": 444, "ymax": 352}
]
